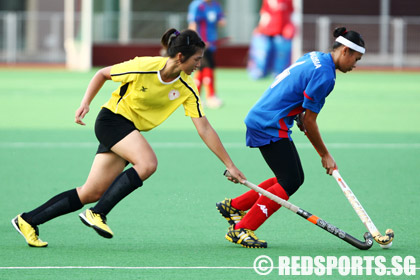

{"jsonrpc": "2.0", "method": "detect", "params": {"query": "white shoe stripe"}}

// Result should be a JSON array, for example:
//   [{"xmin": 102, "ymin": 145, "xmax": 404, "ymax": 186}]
[{"xmin": 79, "ymin": 213, "xmax": 93, "ymax": 227}]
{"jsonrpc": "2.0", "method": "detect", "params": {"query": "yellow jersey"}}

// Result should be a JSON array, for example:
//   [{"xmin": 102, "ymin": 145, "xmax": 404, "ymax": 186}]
[{"xmin": 103, "ymin": 56, "xmax": 205, "ymax": 131}]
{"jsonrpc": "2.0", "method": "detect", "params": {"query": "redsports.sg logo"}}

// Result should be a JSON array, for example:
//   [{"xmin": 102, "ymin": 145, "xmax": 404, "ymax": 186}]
[{"xmin": 253, "ymin": 255, "xmax": 416, "ymax": 277}]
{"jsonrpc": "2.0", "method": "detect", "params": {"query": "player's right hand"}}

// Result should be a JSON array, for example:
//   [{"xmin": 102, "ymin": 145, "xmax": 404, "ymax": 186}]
[
  {"xmin": 321, "ymin": 153, "xmax": 337, "ymax": 175},
  {"xmin": 75, "ymin": 104, "xmax": 89, "ymax": 126},
  {"xmin": 294, "ymin": 112, "xmax": 306, "ymax": 132},
  {"xmin": 225, "ymin": 166, "xmax": 247, "ymax": 184}
]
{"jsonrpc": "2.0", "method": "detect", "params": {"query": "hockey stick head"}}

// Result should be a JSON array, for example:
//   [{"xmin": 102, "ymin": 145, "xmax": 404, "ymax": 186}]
[
  {"xmin": 360, "ymin": 232, "xmax": 374, "ymax": 250},
  {"xmin": 374, "ymin": 229, "xmax": 394, "ymax": 245},
  {"xmin": 332, "ymin": 170, "xmax": 395, "ymax": 246}
]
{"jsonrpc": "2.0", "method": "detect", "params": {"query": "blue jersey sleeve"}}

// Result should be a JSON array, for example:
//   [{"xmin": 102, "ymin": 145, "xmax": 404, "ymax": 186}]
[
  {"xmin": 302, "ymin": 67, "xmax": 335, "ymax": 113},
  {"xmin": 187, "ymin": 0, "xmax": 201, "ymax": 23}
]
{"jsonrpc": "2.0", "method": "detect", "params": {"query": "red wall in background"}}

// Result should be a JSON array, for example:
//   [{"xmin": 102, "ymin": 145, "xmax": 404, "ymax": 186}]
[{"xmin": 92, "ymin": 44, "xmax": 249, "ymax": 68}]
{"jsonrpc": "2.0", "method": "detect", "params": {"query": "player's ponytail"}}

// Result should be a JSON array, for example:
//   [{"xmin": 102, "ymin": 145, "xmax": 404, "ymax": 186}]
[
  {"xmin": 332, "ymin": 27, "xmax": 365, "ymax": 54},
  {"xmin": 161, "ymin": 29, "xmax": 205, "ymax": 62}
]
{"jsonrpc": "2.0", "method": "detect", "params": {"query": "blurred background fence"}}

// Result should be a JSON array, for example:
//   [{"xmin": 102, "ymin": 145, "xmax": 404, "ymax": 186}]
[{"xmin": 0, "ymin": 0, "xmax": 419, "ymax": 69}]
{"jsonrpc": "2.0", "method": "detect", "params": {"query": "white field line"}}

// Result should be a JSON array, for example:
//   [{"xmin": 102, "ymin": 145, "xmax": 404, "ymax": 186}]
[
  {"xmin": 0, "ymin": 266, "xmax": 418, "ymax": 270},
  {"xmin": 0, "ymin": 266, "xmax": 251, "ymax": 270},
  {"xmin": 0, "ymin": 142, "xmax": 420, "ymax": 149}
]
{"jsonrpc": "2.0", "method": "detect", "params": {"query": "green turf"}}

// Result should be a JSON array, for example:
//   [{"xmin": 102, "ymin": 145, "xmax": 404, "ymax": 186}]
[{"xmin": 0, "ymin": 68, "xmax": 419, "ymax": 279}]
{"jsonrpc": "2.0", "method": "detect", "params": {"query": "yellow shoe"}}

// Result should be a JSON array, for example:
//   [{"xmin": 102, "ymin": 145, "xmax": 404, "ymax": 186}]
[
  {"xmin": 225, "ymin": 225, "xmax": 267, "ymax": 248},
  {"xmin": 11, "ymin": 215, "xmax": 48, "ymax": 247},
  {"xmin": 79, "ymin": 209, "xmax": 113, "ymax": 239},
  {"xmin": 216, "ymin": 198, "xmax": 246, "ymax": 226}
]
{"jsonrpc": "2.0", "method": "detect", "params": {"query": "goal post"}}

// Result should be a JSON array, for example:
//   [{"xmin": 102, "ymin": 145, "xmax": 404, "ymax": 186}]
[
  {"xmin": 292, "ymin": 0, "xmax": 303, "ymax": 63},
  {"xmin": 64, "ymin": 0, "xmax": 93, "ymax": 71}
]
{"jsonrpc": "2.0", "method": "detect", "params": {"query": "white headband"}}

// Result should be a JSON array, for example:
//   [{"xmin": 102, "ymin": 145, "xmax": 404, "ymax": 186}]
[{"xmin": 336, "ymin": 36, "xmax": 365, "ymax": 54}]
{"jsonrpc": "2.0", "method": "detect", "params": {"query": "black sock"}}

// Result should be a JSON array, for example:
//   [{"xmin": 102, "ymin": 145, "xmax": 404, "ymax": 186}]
[
  {"xmin": 21, "ymin": 188, "xmax": 83, "ymax": 226},
  {"xmin": 92, "ymin": 167, "xmax": 143, "ymax": 216}
]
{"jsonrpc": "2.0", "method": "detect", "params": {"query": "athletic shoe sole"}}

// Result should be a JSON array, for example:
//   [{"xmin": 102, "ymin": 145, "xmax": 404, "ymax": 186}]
[
  {"xmin": 225, "ymin": 234, "xmax": 267, "ymax": 248},
  {"xmin": 11, "ymin": 216, "xmax": 48, "ymax": 247},
  {"xmin": 79, "ymin": 212, "xmax": 113, "ymax": 239}
]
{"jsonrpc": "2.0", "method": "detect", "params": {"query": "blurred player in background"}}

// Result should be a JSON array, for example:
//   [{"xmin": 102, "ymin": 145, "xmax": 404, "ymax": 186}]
[
  {"xmin": 11, "ymin": 28, "xmax": 246, "ymax": 248},
  {"xmin": 247, "ymin": 0, "xmax": 295, "ymax": 80},
  {"xmin": 218, "ymin": 27, "xmax": 365, "ymax": 248},
  {"xmin": 188, "ymin": 0, "xmax": 226, "ymax": 109}
]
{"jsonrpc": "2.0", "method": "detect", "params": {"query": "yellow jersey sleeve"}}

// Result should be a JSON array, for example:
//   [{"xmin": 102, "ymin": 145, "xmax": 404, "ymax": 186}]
[
  {"xmin": 181, "ymin": 76, "xmax": 205, "ymax": 118},
  {"xmin": 110, "ymin": 57, "xmax": 142, "ymax": 84}
]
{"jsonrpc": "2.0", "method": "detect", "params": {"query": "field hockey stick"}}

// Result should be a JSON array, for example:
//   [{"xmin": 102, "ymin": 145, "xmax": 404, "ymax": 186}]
[
  {"xmin": 224, "ymin": 170, "xmax": 373, "ymax": 250},
  {"xmin": 295, "ymin": 116, "xmax": 395, "ymax": 246},
  {"xmin": 332, "ymin": 170, "xmax": 394, "ymax": 246}
]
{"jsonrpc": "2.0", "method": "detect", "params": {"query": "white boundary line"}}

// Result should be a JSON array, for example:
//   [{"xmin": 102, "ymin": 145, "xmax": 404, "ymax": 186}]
[
  {"xmin": 0, "ymin": 266, "xmax": 419, "ymax": 270},
  {"xmin": 0, "ymin": 266, "xmax": 251, "ymax": 270},
  {"xmin": 1, "ymin": 142, "xmax": 420, "ymax": 149}
]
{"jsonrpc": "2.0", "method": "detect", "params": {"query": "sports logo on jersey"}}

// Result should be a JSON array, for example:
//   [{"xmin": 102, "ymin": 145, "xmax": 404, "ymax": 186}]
[
  {"xmin": 140, "ymin": 86, "xmax": 148, "ymax": 92},
  {"xmin": 257, "ymin": 204, "xmax": 268, "ymax": 217},
  {"xmin": 168, "ymin": 90, "xmax": 180, "ymax": 100}
]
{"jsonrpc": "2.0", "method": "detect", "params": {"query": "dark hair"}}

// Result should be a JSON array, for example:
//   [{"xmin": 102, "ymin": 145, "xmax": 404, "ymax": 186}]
[
  {"xmin": 332, "ymin": 27, "xmax": 365, "ymax": 51},
  {"xmin": 161, "ymin": 28, "xmax": 205, "ymax": 62}
]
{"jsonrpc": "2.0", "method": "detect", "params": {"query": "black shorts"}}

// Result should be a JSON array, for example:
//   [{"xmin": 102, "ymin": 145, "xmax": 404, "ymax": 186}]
[{"xmin": 95, "ymin": 108, "xmax": 137, "ymax": 154}]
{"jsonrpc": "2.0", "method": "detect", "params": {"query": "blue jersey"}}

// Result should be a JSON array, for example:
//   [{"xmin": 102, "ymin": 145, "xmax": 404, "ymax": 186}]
[
  {"xmin": 191, "ymin": 0, "xmax": 224, "ymax": 51},
  {"xmin": 245, "ymin": 52, "xmax": 336, "ymax": 147}
]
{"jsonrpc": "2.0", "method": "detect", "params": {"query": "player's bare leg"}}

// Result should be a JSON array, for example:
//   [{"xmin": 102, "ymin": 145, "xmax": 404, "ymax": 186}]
[{"xmin": 79, "ymin": 131, "xmax": 157, "ymax": 238}]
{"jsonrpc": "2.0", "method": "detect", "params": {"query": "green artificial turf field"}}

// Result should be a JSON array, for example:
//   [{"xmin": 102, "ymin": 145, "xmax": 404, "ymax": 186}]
[{"xmin": 0, "ymin": 68, "xmax": 419, "ymax": 279}]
